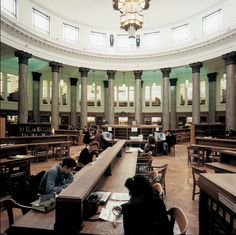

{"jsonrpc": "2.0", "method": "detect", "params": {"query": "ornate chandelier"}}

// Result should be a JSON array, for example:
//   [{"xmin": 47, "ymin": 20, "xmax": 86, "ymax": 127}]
[{"xmin": 113, "ymin": 0, "xmax": 150, "ymax": 39}]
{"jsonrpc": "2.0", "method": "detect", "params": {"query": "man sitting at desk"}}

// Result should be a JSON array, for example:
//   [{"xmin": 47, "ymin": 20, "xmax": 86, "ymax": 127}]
[
  {"xmin": 77, "ymin": 141, "xmax": 99, "ymax": 168},
  {"xmin": 39, "ymin": 157, "xmax": 77, "ymax": 195},
  {"xmin": 94, "ymin": 129, "xmax": 110, "ymax": 150}
]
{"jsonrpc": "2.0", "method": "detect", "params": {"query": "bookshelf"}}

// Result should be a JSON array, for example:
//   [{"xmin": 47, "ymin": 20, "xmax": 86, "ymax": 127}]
[
  {"xmin": 190, "ymin": 123, "xmax": 225, "ymax": 144},
  {"xmin": 102, "ymin": 125, "xmax": 157, "ymax": 140}
]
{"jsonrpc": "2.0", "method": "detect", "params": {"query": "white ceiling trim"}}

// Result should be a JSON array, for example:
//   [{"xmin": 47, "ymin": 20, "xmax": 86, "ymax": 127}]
[{"xmin": 1, "ymin": 15, "xmax": 236, "ymax": 70}]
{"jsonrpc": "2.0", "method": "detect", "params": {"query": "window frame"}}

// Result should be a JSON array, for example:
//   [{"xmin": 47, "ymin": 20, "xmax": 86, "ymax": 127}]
[{"xmin": 32, "ymin": 8, "xmax": 50, "ymax": 34}]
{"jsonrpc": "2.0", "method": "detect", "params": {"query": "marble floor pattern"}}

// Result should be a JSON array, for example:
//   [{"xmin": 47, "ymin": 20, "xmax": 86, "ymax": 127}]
[{"xmin": 1, "ymin": 143, "xmax": 204, "ymax": 235}]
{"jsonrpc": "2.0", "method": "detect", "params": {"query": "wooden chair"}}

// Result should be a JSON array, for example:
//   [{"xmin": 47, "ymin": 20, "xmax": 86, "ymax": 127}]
[
  {"xmin": 187, "ymin": 146, "xmax": 205, "ymax": 165},
  {"xmin": 150, "ymin": 164, "xmax": 168, "ymax": 198},
  {"xmin": 152, "ymin": 182, "xmax": 163, "ymax": 196},
  {"xmin": 167, "ymin": 206, "xmax": 189, "ymax": 235},
  {"xmin": 192, "ymin": 166, "xmax": 206, "ymax": 200},
  {"xmin": 34, "ymin": 145, "xmax": 49, "ymax": 161},
  {"xmin": 0, "ymin": 197, "xmax": 32, "ymax": 233},
  {"xmin": 0, "ymin": 160, "xmax": 30, "ymax": 194},
  {"xmin": 136, "ymin": 154, "xmax": 153, "ymax": 174}
]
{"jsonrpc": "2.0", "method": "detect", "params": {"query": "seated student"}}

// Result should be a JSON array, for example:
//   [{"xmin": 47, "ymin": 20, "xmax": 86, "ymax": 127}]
[
  {"xmin": 113, "ymin": 175, "xmax": 172, "ymax": 235},
  {"xmin": 94, "ymin": 129, "xmax": 110, "ymax": 150},
  {"xmin": 83, "ymin": 127, "xmax": 91, "ymax": 146},
  {"xmin": 77, "ymin": 140, "xmax": 99, "ymax": 167},
  {"xmin": 138, "ymin": 135, "xmax": 155, "ymax": 157},
  {"xmin": 163, "ymin": 130, "xmax": 176, "ymax": 155},
  {"xmin": 39, "ymin": 158, "xmax": 77, "ymax": 195}
]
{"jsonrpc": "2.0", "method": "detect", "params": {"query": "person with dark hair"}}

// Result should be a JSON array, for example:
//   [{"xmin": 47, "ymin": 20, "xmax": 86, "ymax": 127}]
[
  {"xmin": 138, "ymin": 135, "xmax": 156, "ymax": 157},
  {"xmin": 94, "ymin": 129, "xmax": 109, "ymax": 150},
  {"xmin": 39, "ymin": 157, "xmax": 77, "ymax": 195},
  {"xmin": 78, "ymin": 140, "xmax": 99, "ymax": 166},
  {"xmin": 113, "ymin": 175, "xmax": 172, "ymax": 235},
  {"xmin": 83, "ymin": 127, "xmax": 91, "ymax": 146},
  {"xmin": 163, "ymin": 130, "xmax": 176, "ymax": 155}
]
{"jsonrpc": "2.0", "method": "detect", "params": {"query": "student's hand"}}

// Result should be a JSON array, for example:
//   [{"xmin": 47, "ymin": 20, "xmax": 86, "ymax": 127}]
[{"xmin": 112, "ymin": 206, "xmax": 122, "ymax": 216}]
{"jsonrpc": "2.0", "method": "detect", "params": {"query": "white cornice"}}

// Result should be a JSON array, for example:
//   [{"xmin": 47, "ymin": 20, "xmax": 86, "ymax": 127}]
[{"xmin": 1, "ymin": 15, "xmax": 236, "ymax": 70}]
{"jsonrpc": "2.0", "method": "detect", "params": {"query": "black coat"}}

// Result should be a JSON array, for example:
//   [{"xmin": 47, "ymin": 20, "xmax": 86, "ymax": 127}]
[{"xmin": 121, "ymin": 194, "xmax": 173, "ymax": 235}]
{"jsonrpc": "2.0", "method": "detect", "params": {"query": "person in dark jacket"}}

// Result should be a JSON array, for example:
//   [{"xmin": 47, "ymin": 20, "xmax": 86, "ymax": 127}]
[
  {"xmin": 83, "ymin": 128, "xmax": 91, "ymax": 146},
  {"xmin": 113, "ymin": 175, "xmax": 172, "ymax": 235},
  {"xmin": 78, "ymin": 141, "xmax": 99, "ymax": 166}
]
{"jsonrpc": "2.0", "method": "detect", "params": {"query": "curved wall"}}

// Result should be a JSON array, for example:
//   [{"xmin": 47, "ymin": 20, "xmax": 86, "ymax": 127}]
[{"xmin": 1, "ymin": 0, "xmax": 236, "ymax": 70}]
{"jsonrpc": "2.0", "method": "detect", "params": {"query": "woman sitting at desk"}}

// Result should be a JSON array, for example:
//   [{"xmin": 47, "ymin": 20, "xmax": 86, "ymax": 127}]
[{"xmin": 113, "ymin": 175, "xmax": 172, "ymax": 235}]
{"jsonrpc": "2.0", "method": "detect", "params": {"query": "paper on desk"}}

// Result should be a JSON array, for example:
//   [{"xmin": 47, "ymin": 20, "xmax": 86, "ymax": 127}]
[
  {"xmin": 111, "ymin": 193, "xmax": 130, "ymax": 201},
  {"xmin": 99, "ymin": 201, "xmax": 124, "ymax": 222}
]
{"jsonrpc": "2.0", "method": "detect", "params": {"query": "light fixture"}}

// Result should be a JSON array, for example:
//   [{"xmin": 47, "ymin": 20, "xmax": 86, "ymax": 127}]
[{"xmin": 113, "ymin": 0, "xmax": 151, "ymax": 39}]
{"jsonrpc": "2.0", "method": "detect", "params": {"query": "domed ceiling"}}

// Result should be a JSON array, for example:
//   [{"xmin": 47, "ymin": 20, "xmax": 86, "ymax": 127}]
[{"xmin": 31, "ymin": 0, "xmax": 224, "ymax": 31}]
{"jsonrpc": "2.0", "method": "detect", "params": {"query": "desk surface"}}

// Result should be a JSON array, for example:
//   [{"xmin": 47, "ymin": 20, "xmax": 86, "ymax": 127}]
[
  {"xmin": 205, "ymin": 162, "xmax": 236, "ymax": 173},
  {"xmin": 198, "ymin": 173, "xmax": 236, "ymax": 206},
  {"xmin": 190, "ymin": 144, "xmax": 236, "ymax": 152},
  {"xmin": 0, "ymin": 155, "xmax": 36, "ymax": 165},
  {"xmin": 11, "ymin": 150, "xmax": 138, "ymax": 235},
  {"xmin": 81, "ymin": 150, "xmax": 137, "ymax": 234}
]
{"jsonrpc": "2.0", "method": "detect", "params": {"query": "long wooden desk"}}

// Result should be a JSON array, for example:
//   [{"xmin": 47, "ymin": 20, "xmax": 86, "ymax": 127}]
[
  {"xmin": 0, "ymin": 141, "xmax": 71, "ymax": 160},
  {"xmin": 0, "ymin": 135, "xmax": 70, "ymax": 144},
  {"xmin": 10, "ymin": 140, "xmax": 137, "ymax": 235},
  {"xmin": 196, "ymin": 137, "xmax": 236, "ymax": 149},
  {"xmin": 107, "ymin": 139, "xmax": 164, "ymax": 156},
  {"xmin": 198, "ymin": 173, "xmax": 236, "ymax": 235},
  {"xmin": 205, "ymin": 162, "xmax": 236, "ymax": 173}
]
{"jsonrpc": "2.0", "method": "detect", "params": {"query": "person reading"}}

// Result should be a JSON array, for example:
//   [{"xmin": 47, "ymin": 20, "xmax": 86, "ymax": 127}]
[
  {"xmin": 113, "ymin": 175, "xmax": 172, "ymax": 235},
  {"xmin": 39, "ymin": 158, "xmax": 77, "ymax": 195},
  {"xmin": 77, "ymin": 140, "xmax": 99, "ymax": 166}
]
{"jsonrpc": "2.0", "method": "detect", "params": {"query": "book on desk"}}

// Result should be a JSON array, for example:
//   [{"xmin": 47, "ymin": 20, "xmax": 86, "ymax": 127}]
[{"xmin": 31, "ymin": 193, "xmax": 56, "ymax": 213}]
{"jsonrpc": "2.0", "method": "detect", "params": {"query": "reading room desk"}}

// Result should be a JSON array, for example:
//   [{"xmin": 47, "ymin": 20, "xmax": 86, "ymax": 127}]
[
  {"xmin": 198, "ymin": 173, "xmax": 236, "ymax": 235},
  {"xmin": 10, "ymin": 141, "xmax": 138, "ymax": 235}
]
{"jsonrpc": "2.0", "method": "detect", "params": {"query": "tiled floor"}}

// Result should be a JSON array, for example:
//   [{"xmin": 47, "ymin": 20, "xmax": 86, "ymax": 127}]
[{"xmin": 1, "ymin": 143, "xmax": 203, "ymax": 234}]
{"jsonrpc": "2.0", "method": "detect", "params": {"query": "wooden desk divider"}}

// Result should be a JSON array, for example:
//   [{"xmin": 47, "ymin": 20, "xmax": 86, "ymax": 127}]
[{"xmin": 55, "ymin": 140, "xmax": 126, "ymax": 235}]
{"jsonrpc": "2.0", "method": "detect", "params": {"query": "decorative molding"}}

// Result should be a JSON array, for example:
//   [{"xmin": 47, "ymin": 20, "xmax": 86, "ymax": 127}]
[{"xmin": 1, "ymin": 15, "xmax": 236, "ymax": 70}]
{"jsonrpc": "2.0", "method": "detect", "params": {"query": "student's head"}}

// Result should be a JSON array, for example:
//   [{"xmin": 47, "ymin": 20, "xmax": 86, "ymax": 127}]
[
  {"xmin": 148, "ymin": 135, "xmax": 155, "ymax": 144},
  {"xmin": 89, "ymin": 141, "xmax": 99, "ymax": 153},
  {"xmin": 97, "ymin": 129, "xmax": 103, "ymax": 134},
  {"xmin": 124, "ymin": 175, "xmax": 153, "ymax": 197},
  {"xmin": 61, "ymin": 158, "xmax": 77, "ymax": 173}
]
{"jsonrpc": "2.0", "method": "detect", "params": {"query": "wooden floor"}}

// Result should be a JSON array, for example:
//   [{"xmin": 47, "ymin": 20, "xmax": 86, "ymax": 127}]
[{"xmin": 1, "ymin": 143, "xmax": 207, "ymax": 234}]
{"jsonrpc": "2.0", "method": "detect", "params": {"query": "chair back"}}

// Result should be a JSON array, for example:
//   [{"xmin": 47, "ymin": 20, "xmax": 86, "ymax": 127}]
[
  {"xmin": 167, "ymin": 206, "xmax": 189, "ymax": 235},
  {"xmin": 157, "ymin": 164, "xmax": 168, "ymax": 186},
  {"xmin": 0, "ymin": 197, "xmax": 32, "ymax": 228},
  {"xmin": 192, "ymin": 166, "xmax": 206, "ymax": 185},
  {"xmin": 152, "ymin": 182, "xmax": 163, "ymax": 196}
]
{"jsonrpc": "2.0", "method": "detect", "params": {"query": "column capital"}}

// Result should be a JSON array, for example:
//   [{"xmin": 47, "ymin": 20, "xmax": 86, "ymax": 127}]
[
  {"xmin": 79, "ymin": 67, "xmax": 90, "ymax": 77},
  {"xmin": 207, "ymin": 72, "xmax": 217, "ymax": 82},
  {"xmin": 49, "ymin": 61, "xmax": 63, "ymax": 73},
  {"xmin": 107, "ymin": 70, "xmax": 116, "ymax": 79},
  {"xmin": 103, "ymin": 80, "xmax": 109, "ymax": 88},
  {"xmin": 133, "ymin": 70, "xmax": 143, "ymax": 79},
  {"xmin": 15, "ymin": 50, "xmax": 32, "ymax": 65},
  {"xmin": 189, "ymin": 62, "xmax": 203, "ymax": 73},
  {"xmin": 70, "ymin": 77, "xmax": 78, "ymax": 86},
  {"xmin": 222, "ymin": 51, "xmax": 236, "ymax": 65},
  {"xmin": 170, "ymin": 78, "xmax": 177, "ymax": 86},
  {"xmin": 160, "ymin": 68, "xmax": 171, "ymax": 77},
  {"xmin": 32, "ymin": 72, "xmax": 41, "ymax": 81}
]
